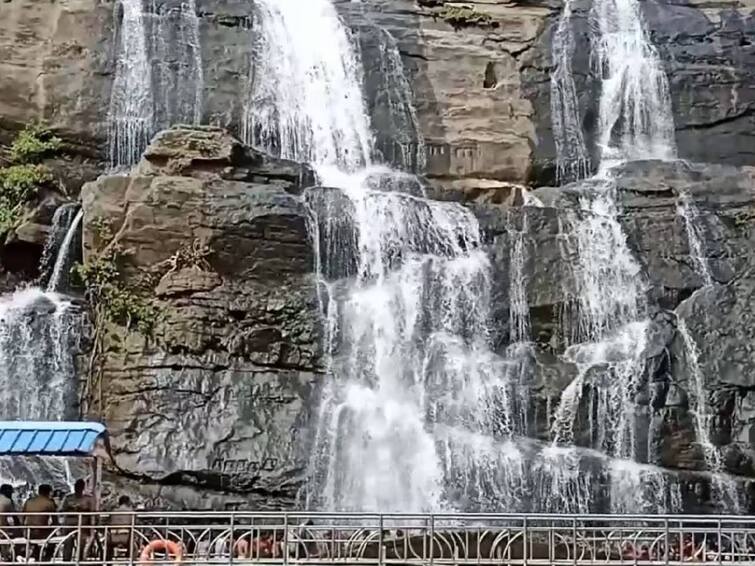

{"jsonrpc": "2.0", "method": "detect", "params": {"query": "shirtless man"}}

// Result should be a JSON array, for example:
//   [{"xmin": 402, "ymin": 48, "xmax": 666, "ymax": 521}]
[
  {"xmin": 22, "ymin": 485, "xmax": 57, "ymax": 561},
  {"xmin": 60, "ymin": 479, "xmax": 95, "ymax": 561}
]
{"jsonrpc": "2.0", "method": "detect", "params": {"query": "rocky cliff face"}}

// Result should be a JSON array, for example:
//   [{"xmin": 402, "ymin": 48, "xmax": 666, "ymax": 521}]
[
  {"xmin": 80, "ymin": 127, "xmax": 322, "ymax": 508},
  {"xmin": 1, "ymin": 0, "xmax": 751, "ymax": 186},
  {"xmin": 0, "ymin": 0, "xmax": 753, "ymax": 511}
]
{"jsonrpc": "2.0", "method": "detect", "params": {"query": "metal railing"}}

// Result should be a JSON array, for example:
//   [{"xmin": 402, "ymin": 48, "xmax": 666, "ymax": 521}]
[{"xmin": 0, "ymin": 512, "xmax": 753, "ymax": 565}]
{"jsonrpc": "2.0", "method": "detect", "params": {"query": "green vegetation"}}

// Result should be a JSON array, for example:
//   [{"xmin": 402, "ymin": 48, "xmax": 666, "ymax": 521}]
[
  {"xmin": 439, "ymin": 5, "xmax": 495, "ymax": 28},
  {"xmin": 10, "ymin": 123, "xmax": 62, "ymax": 164},
  {"xmin": 0, "ymin": 123, "xmax": 62, "ymax": 233},
  {"xmin": 74, "ymin": 222, "xmax": 160, "ymax": 336}
]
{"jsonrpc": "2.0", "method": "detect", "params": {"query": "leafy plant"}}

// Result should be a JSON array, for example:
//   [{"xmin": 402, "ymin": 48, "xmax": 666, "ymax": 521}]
[
  {"xmin": 0, "ymin": 164, "xmax": 52, "ymax": 231},
  {"xmin": 74, "ymin": 222, "xmax": 160, "ymax": 336},
  {"xmin": 9, "ymin": 123, "xmax": 62, "ymax": 164}
]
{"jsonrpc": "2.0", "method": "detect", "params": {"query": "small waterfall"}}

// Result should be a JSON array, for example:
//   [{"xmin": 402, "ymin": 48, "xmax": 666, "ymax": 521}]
[
  {"xmin": 38, "ymin": 204, "xmax": 80, "ymax": 285},
  {"xmin": 677, "ymin": 194, "xmax": 714, "ymax": 286},
  {"xmin": 109, "ymin": 0, "xmax": 154, "ymax": 168},
  {"xmin": 550, "ymin": 0, "xmax": 590, "ymax": 181},
  {"xmin": 47, "ymin": 209, "xmax": 83, "ymax": 293},
  {"xmin": 153, "ymin": 0, "xmax": 204, "ymax": 128},
  {"xmin": 245, "ymin": 0, "xmax": 373, "ymax": 171},
  {"xmin": 677, "ymin": 318, "xmax": 741, "ymax": 512},
  {"xmin": 609, "ymin": 459, "xmax": 682, "ymax": 514},
  {"xmin": 109, "ymin": 0, "xmax": 204, "ymax": 168},
  {"xmin": 592, "ymin": 0, "xmax": 676, "ymax": 168},
  {"xmin": 370, "ymin": 29, "xmax": 426, "ymax": 173},
  {"xmin": 0, "ymin": 288, "xmax": 83, "ymax": 419}
]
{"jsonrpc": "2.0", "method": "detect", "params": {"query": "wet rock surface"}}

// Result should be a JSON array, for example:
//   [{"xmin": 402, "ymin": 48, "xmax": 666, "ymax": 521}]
[{"xmin": 80, "ymin": 127, "xmax": 323, "ymax": 508}]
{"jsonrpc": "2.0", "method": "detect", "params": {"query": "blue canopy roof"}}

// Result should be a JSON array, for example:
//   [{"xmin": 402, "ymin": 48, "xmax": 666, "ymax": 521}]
[{"xmin": 0, "ymin": 422, "xmax": 107, "ymax": 457}]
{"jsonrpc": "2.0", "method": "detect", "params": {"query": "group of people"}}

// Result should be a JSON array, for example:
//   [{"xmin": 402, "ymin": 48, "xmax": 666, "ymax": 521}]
[{"xmin": 0, "ymin": 479, "xmax": 134, "ymax": 561}]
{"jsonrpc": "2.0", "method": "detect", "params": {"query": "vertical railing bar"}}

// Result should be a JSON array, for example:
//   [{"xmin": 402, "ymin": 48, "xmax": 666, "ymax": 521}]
[
  {"xmin": 76, "ymin": 512, "xmax": 83, "ymax": 566},
  {"xmin": 664, "ymin": 518, "xmax": 669, "ymax": 566},
  {"xmin": 429, "ymin": 515, "xmax": 435, "ymax": 566},
  {"xmin": 379, "ymin": 514, "xmax": 384, "ymax": 566},
  {"xmin": 522, "ymin": 517, "xmax": 528, "ymax": 566},
  {"xmin": 229, "ymin": 512, "xmax": 235, "ymax": 566},
  {"xmin": 717, "ymin": 519, "xmax": 721, "ymax": 566},
  {"xmin": 283, "ymin": 512, "xmax": 289, "ymax": 566},
  {"xmin": 572, "ymin": 517, "xmax": 577, "ymax": 566},
  {"xmin": 129, "ymin": 511, "xmax": 136, "ymax": 566}
]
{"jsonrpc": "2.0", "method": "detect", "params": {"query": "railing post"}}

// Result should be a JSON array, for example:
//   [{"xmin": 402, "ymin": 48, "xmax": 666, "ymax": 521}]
[
  {"xmin": 429, "ymin": 515, "xmax": 435, "ymax": 566},
  {"xmin": 129, "ymin": 511, "xmax": 136, "ymax": 566},
  {"xmin": 229, "ymin": 512, "xmax": 235, "ymax": 565},
  {"xmin": 283, "ymin": 512, "xmax": 289, "ymax": 566},
  {"xmin": 522, "ymin": 517, "xmax": 528, "ymax": 566},
  {"xmin": 664, "ymin": 517, "xmax": 669, "ymax": 566},
  {"xmin": 76, "ymin": 512, "xmax": 83, "ymax": 566},
  {"xmin": 379, "ymin": 514, "xmax": 384, "ymax": 566}
]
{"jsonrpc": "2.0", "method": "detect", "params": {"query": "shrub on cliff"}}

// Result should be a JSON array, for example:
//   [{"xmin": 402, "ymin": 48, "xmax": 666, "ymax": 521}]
[
  {"xmin": 0, "ymin": 164, "xmax": 53, "ymax": 232},
  {"xmin": 10, "ymin": 123, "xmax": 62, "ymax": 164},
  {"xmin": 439, "ymin": 5, "xmax": 495, "ymax": 29}
]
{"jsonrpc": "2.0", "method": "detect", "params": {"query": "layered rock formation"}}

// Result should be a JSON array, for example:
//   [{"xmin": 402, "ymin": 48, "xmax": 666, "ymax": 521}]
[
  {"xmin": 0, "ymin": 0, "xmax": 751, "ymax": 186},
  {"xmin": 80, "ymin": 127, "xmax": 322, "ymax": 508}
]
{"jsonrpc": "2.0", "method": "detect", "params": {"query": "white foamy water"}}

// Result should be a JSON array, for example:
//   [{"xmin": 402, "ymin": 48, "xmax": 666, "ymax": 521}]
[
  {"xmin": 245, "ymin": 0, "xmax": 373, "ymax": 171},
  {"xmin": 677, "ymin": 194, "xmax": 714, "ymax": 286},
  {"xmin": 550, "ymin": 0, "xmax": 590, "ymax": 181},
  {"xmin": 109, "ymin": 0, "xmax": 204, "ymax": 168},
  {"xmin": 250, "ymin": 0, "xmax": 533, "ymax": 512},
  {"xmin": 109, "ymin": 0, "xmax": 154, "ymax": 168},
  {"xmin": 0, "ymin": 288, "xmax": 83, "ymax": 419},
  {"xmin": 47, "ymin": 209, "xmax": 83, "ymax": 293},
  {"xmin": 592, "ymin": 0, "xmax": 676, "ymax": 169},
  {"xmin": 677, "ymin": 318, "xmax": 741, "ymax": 512}
]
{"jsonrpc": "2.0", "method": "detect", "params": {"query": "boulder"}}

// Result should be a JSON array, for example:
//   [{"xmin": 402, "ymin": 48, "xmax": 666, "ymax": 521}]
[{"xmin": 80, "ymin": 127, "xmax": 323, "ymax": 508}]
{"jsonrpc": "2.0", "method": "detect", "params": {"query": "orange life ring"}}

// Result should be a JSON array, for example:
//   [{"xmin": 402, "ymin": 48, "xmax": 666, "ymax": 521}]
[{"xmin": 139, "ymin": 539, "xmax": 184, "ymax": 565}]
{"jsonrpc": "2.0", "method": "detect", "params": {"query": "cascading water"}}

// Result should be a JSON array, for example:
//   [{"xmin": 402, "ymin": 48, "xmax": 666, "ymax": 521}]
[
  {"xmin": 591, "ymin": 0, "xmax": 676, "ymax": 168},
  {"xmin": 251, "ymin": 0, "xmax": 531, "ymax": 512},
  {"xmin": 550, "ymin": 0, "xmax": 590, "ymax": 182},
  {"xmin": 153, "ymin": 0, "xmax": 204, "ymax": 128},
  {"xmin": 47, "ymin": 209, "xmax": 83, "ymax": 293},
  {"xmin": 675, "ymin": 196, "xmax": 740, "ymax": 510},
  {"xmin": 109, "ymin": 0, "xmax": 203, "ymax": 168},
  {"xmin": 109, "ymin": 0, "xmax": 154, "ymax": 168},
  {"xmin": 38, "ymin": 203, "xmax": 80, "ymax": 286},
  {"xmin": 678, "ymin": 194, "xmax": 714, "ymax": 286},
  {"xmin": 548, "ymin": 0, "xmax": 681, "ymax": 512},
  {"xmin": 677, "ymin": 318, "xmax": 741, "ymax": 511}
]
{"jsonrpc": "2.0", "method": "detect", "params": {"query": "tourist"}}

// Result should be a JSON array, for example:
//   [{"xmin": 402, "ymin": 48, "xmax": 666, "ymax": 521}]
[
  {"xmin": 22, "ymin": 484, "xmax": 57, "ymax": 561},
  {"xmin": 60, "ymin": 479, "xmax": 95, "ymax": 561},
  {"xmin": 0, "ymin": 485, "xmax": 17, "ymax": 561},
  {"xmin": 109, "ymin": 495, "xmax": 135, "ymax": 559}
]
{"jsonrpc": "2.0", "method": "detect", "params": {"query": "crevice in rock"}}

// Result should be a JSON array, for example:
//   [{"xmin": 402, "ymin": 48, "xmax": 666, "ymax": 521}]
[{"xmin": 483, "ymin": 61, "xmax": 497, "ymax": 89}]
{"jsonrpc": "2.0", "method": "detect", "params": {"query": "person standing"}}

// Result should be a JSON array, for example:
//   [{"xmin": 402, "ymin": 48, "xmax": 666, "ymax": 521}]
[
  {"xmin": 60, "ymin": 479, "xmax": 95, "ymax": 561},
  {"xmin": 0, "ymin": 485, "xmax": 17, "ymax": 561},
  {"xmin": 22, "ymin": 484, "xmax": 57, "ymax": 561}
]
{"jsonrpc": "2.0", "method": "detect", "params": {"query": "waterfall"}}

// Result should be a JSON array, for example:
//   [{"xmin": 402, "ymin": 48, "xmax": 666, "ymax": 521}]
[
  {"xmin": 109, "ymin": 0, "xmax": 204, "ymax": 168},
  {"xmin": 154, "ymin": 0, "xmax": 204, "ymax": 128},
  {"xmin": 547, "ymin": 0, "xmax": 682, "ymax": 512},
  {"xmin": 371, "ymin": 29, "xmax": 427, "ymax": 173},
  {"xmin": 109, "ymin": 0, "xmax": 154, "ymax": 168},
  {"xmin": 550, "ymin": 0, "xmax": 590, "ymax": 181},
  {"xmin": 677, "ymin": 318, "xmax": 741, "ymax": 511},
  {"xmin": 677, "ymin": 194, "xmax": 714, "ymax": 286},
  {"xmin": 47, "ymin": 209, "xmax": 83, "ymax": 293},
  {"xmin": 0, "ymin": 288, "xmax": 82, "ymax": 420},
  {"xmin": 38, "ymin": 204, "xmax": 80, "ymax": 285},
  {"xmin": 245, "ymin": 0, "xmax": 373, "ymax": 171},
  {"xmin": 592, "ymin": 0, "xmax": 676, "ymax": 168},
  {"xmin": 249, "ymin": 0, "xmax": 534, "ymax": 512}
]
